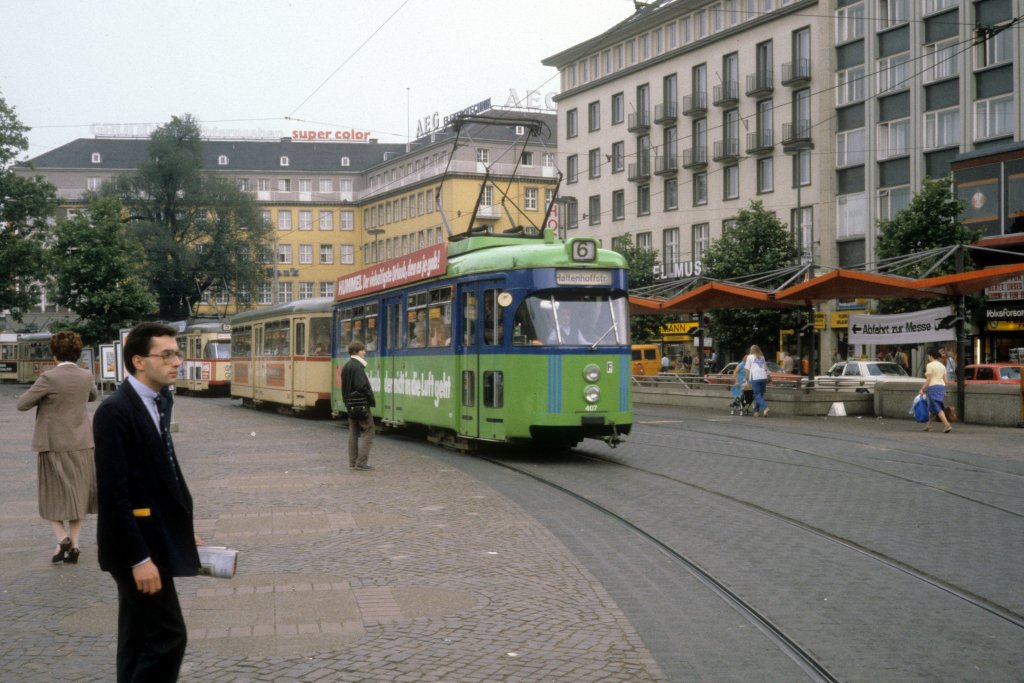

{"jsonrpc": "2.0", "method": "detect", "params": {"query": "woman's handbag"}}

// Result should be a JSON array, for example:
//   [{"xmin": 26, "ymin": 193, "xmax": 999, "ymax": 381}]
[{"xmin": 911, "ymin": 395, "xmax": 928, "ymax": 423}]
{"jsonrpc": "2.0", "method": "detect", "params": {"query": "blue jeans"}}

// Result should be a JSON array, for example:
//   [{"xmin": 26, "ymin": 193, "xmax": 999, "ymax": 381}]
[{"xmin": 751, "ymin": 379, "xmax": 768, "ymax": 413}]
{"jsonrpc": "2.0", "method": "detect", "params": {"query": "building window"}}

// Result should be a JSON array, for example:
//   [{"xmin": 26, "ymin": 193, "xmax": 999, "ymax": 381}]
[
  {"xmin": 637, "ymin": 185, "xmax": 651, "ymax": 216},
  {"xmin": 794, "ymin": 149, "xmax": 811, "ymax": 186},
  {"xmin": 664, "ymin": 178, "xmax": 678, "ymax": 210},
  {"xmin": 877, "ymin": 53, "xmax": 910, "ymax": 93},
  {"xmin": 525, "ymin": 187, "xmax": 538, "ymax": 211},
  {"xmin": 476, "ymin": 148, "xmax": 489, "ymax": 163},
  {"xmin": 297, "ymin": 282, "xmax": 315, "ymax": 300},
  {"xmin": 277, "ymin": 210, "xmax": 292, "ymax": 230},
  {"xmin": 277, "ymin": 243, "xmax": 292, "ymax": 264},
  {"xmin": 975, "ymin": 95, "xmax": 1013, "ymax": 140},
  {"xmin": 877, "ymin": 118, "xmax": 910, "ymax": 159},
  {"xmin": 878, "ymin": 0, "xmax": 907, "ymax": 29},
  {"xmin": 692, "ymin": 223, "xmax": 709, "ymax": 261},
  {"xmin": 663, "ymin": 228, "xmax": 680, "ymax": 269},
  {"xmin": 543, "ymin": 152, "xmax": 556, "ymax": 167},
  {"xmin": 319, "ymin": 210, "xmax": 334, "ymax": 230},
  {"xmin": 837, "ymin": 194, "xmax": 866, "ymax": 237},
  {"xmin": 979, "ymin": 24, "xmax": 1013, "ymax": 68},
  {"xmin": 567, "ymin": 155, "xmax": 578, "ymax": 183},
  {"xmin": 836, "ymin": 128, "xmax": 866, "ymax": 166},
  {"xmin": 924, "ymin": 38, "xmax": 959, "ymax": 82},
  {"xmin": 837, "ymin": 67, "xmax": 866, "ymax": 105},
  {"xmin": 87, "ymin": 176, "xmax": 101, "ymax": 191},
  {"xmin": 693, "ymin": 172, "xmax": 708, "ymax": 205},
  {"xmin": 637, "ymin": 231, "xmax": 653, "ymax": 250},
  {"xmin": 299, "ymin": 179, "xmax": 312, "ymax": 193},
  {"xmin": 757, "ymin": 158, "xmax": 773, "ymax": 193},
  {"xmin": 340, "ymin": 156, "xmax": 350, "ymax": 167},
  {"xmin": 923, "ymin": 0, "xmax": 956, "ymax": 14},
  {"xmin": 320, "ymin": 282, "xmax": 334, "ymax": 299},
  {"xmin": 612, "ymin": 190, "xmax": 625, "ymax": 220},
  {"xmin": 589, "ymin": 195, "xmax": 601, "ymax": 225},
  {"xmin": 723, "ymin": 165, "xmax": 739, "ymax": 199},
  {"xmin": 258, "ymin": 283, "xmax": 273, "ymax": 305},
  {"xmin": 320, "ymin": 244, "xmax": 334, "ymax": 264},
  {"xmin": 237, "ymin": 177, "xmax": 250, "ymax": 192},
  {"xmin": 280, "ymin": 156, "xmax": 290, "ymax": 167},
  {"xmin": 479, "ymin": 185, "xmax": 493, "ymax": 207},
  {"xmin": 277, "ymin": 282, "xmax": 294, "ymax": 303},
  {"xmin": 218, "ymin": 155, "xmax": 229, "ymax": 166},
  {"xmin": 91, "ymin": 152, "xmax": 101, "ymax": 163},
  {"xmin": 319, "ymin": 178, "xmax": 333, "ymax": 193},
  {"xmin": 567, "ymin": 109, "xmax": 578, "ymax": 138},
  {"xmin": 298, "ymin": 210, "xmax": 313, "ymax": 230},
  {"xmin": 520, "ymin": 151, "xmax": 534, "ymax": 166},
  {"xmin": 258, "ymin": 178, "xmax": 271, "ymax": 192},
  {"xmin": 589, "ymin": 148, "xmax": 602, "ymax": 178},
  {"xmin": 611, "ymin": 141, "xmax": 625, "ymax": 172},
  {"xmin": 924, "ymin": 108, "xmax": 960, "ymax": 149},
  {"xmin": 340, "ymin": 244, "xmax": 355, "ymax": 264},
  {"xmin": 588, "ymin": 101, "xmax": 601, "ymax": 131},
  {"xmin": 261, "ymin": 209, "xmax": 272, "ymax": 227},
  {"xmin": 878, "ymin": 186, "xmax": 911, "ymax": 221},
  {"xmin": 340, "ymin": 210, "xmax": 354, "ymax": 231},
  {"xmin": 298, "ymin": 244, "xmax": 313, "ymax": 265},
  {"xmin": 836, "ymin": 2, "xmax": 865, "ymax": 43},
  {"xmin": 791, "ymin": 207, "xmax": 813, "ymax": 262}
]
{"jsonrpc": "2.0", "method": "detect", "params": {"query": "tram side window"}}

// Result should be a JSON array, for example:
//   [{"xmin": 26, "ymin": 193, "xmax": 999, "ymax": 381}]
[
  {"xmin": 387, "ymin": 302, "xmax": 402, "ymax": 350},
  {"xmin": 364, "ymin": 304, "xmax": 379, "ymax": 351},
  {"xmin": 295, "ymin": 322, "xmax": 306, "ymax": 358},
  {"xmin": 483, "ymin": 370, "xmax": 503, "ymax": 408},
  {"xmin": 263, "ymin": 320, "xmax": 290, "ymax": 356},
  {"xmin": 462, "ymin": 291, "xmax": 477, "ymax": 346},
  {"xmin": 309, "ymin": 317, "xmax": 331, "ymax": 356},
  {"xmin": 1, "ymin": 344, "xmax": 15, "ymax": 360},
  {"xmin": 407, "ymin": 292, "xmax": 428, "ymax": 348},
  {"xmin": 428, "ymin": 286, "xmax": 452, "ymax": 347},
  {"xmin": 462, "ymin": 370, "xmax": 475, "ymax": 406},
  {"xmin": 483, "ymin": 289, "xmax": 502, "ymax": 346}
]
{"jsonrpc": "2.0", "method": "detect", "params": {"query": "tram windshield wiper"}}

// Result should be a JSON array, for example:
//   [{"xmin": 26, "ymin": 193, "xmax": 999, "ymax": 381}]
[{"xmin": 590, "ymin": 323, "xmax": 617, "ymax": 350}]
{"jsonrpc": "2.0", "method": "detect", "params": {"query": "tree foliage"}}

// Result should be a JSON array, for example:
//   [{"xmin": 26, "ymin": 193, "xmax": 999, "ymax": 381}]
[
  {"xmin": 48, "ymin": 197, "xmax": 157, "ymax": 344},
  {"xmin": 701, "ymin": 201, "xmax": 801, "ymax": 360},
  {"xmin": 612, "ymin": 233, "xmax": 671, "ymax": 343},
  {"xmin": 0, "ymin": 94, "xmax": 58, "ymax": 321},
  {"xmin": 100, "ymin": 114, "xmax": 271, "ymax": 320},
  {"xmin": 875, "ymin": 176, "xmax": 979, "ymax": 313}
]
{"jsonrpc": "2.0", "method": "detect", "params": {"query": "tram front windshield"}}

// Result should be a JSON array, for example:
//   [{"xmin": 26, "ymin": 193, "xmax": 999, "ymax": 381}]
[
  {"xmin": 204, "ymin": 341, "xmax": 231, "ymax": 359},
  {"xmin": 513, "ymin": 293, "xmax": 629, "ymax": 347}
]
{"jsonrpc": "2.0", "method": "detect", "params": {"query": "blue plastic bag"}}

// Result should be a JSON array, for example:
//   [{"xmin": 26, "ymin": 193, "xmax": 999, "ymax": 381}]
[{"xmin": 911, "ymin": 395, "xmax": 928, "ymax": 423}]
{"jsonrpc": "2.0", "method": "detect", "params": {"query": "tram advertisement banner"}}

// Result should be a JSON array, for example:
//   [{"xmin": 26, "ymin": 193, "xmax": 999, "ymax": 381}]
[
  {"xmin": 336, "ymin": 244, "xmax": 448, "ymax": 301},
  {"xmin": 848, "ymin": 306, "xmax": 955, "ymax": 345}
]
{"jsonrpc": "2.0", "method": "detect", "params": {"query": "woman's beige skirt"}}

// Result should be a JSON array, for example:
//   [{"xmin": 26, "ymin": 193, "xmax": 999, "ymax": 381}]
[{"xmin": 38, "ymin": 449, "xmax": 97, "ymax": 520}]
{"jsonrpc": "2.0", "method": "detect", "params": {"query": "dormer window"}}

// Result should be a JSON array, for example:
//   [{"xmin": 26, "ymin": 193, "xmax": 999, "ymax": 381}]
[
  {"xmin": 218, "ymin": 155, "xmax": 229, "ymax": 166},
  {"xmin": 340, "ymin": 156, "xmax": 350, "ymax": 167},
  {"xmin": 280, "ymin": 156, "xmax": 290, "ymax": 167},
  {"xmin": 91, "ymin": 152, "xmax": 102, "ymax": 163}
]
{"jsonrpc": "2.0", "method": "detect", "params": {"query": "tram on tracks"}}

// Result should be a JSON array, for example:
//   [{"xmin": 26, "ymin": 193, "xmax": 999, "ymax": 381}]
[
  {"xmin": 0, "ymin": 332, "xmax": 56, "ymax": 383},
  {"xmin": 0, "ymin": 333, "xmax": 19, "ymax": 383},
  {"xmin": 176, "ymin": 321, "xmax": 232, "ymax": 394},
  {"xmin": 228, "ymin": 298, "xmax": 334, "ymax": 412},
  {"xmin": 331, "ymin": 231, "xmax": 633, "ymax": 449}
]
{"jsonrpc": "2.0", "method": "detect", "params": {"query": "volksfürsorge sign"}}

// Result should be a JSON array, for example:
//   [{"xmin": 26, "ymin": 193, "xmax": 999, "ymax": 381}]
[{"xmin": 848, "ymin": 306, "xmax": 955, "ymax": 345}]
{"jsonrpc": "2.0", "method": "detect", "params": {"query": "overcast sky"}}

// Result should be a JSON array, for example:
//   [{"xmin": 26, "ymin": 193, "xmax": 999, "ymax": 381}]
[{"xmin": 3, "ymin": 0, "xmax": 635, "ymax": 160}]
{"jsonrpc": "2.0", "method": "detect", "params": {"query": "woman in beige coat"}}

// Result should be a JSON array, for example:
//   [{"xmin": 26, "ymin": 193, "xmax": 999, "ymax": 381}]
[{"xmin": 17, "ymin": 332, "xmax": 99, "ymax": 563}]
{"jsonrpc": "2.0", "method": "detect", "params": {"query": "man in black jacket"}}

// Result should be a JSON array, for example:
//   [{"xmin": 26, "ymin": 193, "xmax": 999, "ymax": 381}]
[
  {"xmin": 341, "ymin": 340, "xmax": 376, "ymax": 470},
  {"xmin": 94, "ymin": 323, "xmax": 201, "ymax": 682}
]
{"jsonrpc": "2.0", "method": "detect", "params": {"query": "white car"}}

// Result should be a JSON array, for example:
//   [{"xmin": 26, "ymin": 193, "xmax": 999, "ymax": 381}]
[{"xmin": 815, "ymin": 361, "xmax": 911, "ymax": 392}]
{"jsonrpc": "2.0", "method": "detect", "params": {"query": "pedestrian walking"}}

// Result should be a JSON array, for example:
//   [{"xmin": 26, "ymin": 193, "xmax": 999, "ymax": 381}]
[
  {"xmin": 341, "ymin": 340, "xmax": 376, "ymax": 470},
  {"xmin": 744, "ymin": 345, "xmax": 770, "ymax": 417},
  {"xmin": 93, "ymin": 322, "xmax": 203, "ymax": 683},
  {"xmin": 920, "ymin": 347, "xmax": 953, "ymax": 433},
  {"xmin": 780, "ymin": 350, "xmax": 794, "ymax": 374},
  {"xmin": 16, "ymin": 331, "xmax": 99, "ymax": 564}
]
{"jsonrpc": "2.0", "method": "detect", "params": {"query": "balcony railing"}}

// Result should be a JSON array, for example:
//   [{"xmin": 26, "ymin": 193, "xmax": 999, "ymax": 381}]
[
  {"xmin": 782, "ymin": 119, "xmax": 812, "ymax": 148},
  {"xmin": 712, "ymin": 137, "xmax": 740, "ymax": 162},
  {"xmin": 681, "ymin": 147, "xmax": 708, "ymax": 169},
  {"xmin": 682, "ymin": 92, "xmax": 707, "ymax": 116},
  {"xmin": 654, "ymin": 155, "xmax": 679, "ymax": 176},
  {"xmin": 627, "ymin": 160, "xmax": 651, "ymax": 181},
  {"xmin": 781, "ymin": 59, "xmax": 812, "ymax": 86},
  {"xmin": 745, "ymin": 129, "xmax": 774, "ymax": 154},
  {"xmin": 712, "ymin": 81, "xmax": 739, "ymax": 107},
  {"xmin": 745, "ymin": 70, "xmax": 773, "ymax": 97},
  {"xmin": 627, "ymin": 110, "xmax": 651, "ymax": 132},
  {"xmin": 654, "ymin": 102, "xmax": 678, "ymax": 124}
]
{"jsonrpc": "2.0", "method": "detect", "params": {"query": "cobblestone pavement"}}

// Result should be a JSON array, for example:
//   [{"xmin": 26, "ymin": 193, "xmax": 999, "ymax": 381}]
[{"xmin": 0, "ymin": 384, "xmax": 666, "ymax": 683}]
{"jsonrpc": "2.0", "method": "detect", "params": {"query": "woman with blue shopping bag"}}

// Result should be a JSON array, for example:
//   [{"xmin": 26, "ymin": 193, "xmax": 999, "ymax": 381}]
[{"xmin": 919, "ymin": 348, "xmax": 953, "ymax": 433}]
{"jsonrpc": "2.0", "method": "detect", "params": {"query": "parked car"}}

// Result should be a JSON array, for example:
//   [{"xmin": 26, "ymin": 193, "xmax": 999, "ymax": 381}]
[
  {"xmin": 961, "ymin": 363, "xmax": 1021, "ymax": 384},
  {"xmin": 704, "ymin": 361, "xmax": 803, "ymax": 387},
  {"xmin": 815, "ymin": 360, "xmax": 911, "ymax": 392}
]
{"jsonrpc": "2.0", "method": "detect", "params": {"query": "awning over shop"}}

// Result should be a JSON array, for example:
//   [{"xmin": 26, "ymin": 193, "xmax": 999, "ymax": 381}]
[
  {"xmin": 774, "ymin": 269, "xmax": 935, "ymax": 304},
  {"xmin": 914, "ymin": 262, "xmax": 1024, "ymax": 297}
]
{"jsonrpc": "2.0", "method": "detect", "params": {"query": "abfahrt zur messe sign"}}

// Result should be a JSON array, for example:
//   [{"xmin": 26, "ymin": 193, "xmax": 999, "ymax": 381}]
[{"xmin": 848, "ymin": 305, "xmax": 955, "ymax": 345}]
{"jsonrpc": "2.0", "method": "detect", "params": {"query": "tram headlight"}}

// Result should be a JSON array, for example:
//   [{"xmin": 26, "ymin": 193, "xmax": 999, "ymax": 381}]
[
  {"xmin": 584, "ymin": 384, "xmax": 601, "ymax": 403},
  {"xmin": 583, "ymin": 364, "xmax": 601, "ymax": 382}
]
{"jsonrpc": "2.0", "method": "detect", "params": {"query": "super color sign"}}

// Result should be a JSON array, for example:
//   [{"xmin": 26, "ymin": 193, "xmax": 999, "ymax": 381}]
[{"xmin": 336, "ymin": 244, "xmax": 448, "ymax": 301}]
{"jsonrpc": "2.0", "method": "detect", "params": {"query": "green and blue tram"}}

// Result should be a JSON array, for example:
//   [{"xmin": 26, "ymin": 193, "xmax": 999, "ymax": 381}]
[{"xmin": 331, "ymin": 231, "xmax": 632, "ymax": 449}]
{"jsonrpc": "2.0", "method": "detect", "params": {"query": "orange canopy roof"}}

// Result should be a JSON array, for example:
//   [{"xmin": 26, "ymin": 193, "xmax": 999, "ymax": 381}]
[
  {"xmin": 775, "ymin": 269, "xmax": 935, "ymax": 304},
  {"xmin": 914, "ymin": 263, "xmax": 1024, "ymax": 297},
  {"xmin": 628, "ymin": 295, "xmax": 665, "ymax": 315},
  {"xmin": 662, "ymin": 281, "xmax": 800, "ymax": 313}
]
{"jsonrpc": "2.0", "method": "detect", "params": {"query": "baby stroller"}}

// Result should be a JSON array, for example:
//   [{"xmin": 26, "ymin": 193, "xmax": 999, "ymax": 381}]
[{"xmin": 729, "ymin": 384, "xmax": 755, "ymax": 416}]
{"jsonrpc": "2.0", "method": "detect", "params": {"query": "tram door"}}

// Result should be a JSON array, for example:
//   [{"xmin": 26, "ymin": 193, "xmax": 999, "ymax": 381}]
[
  {"xmin": 380, "ymin": 294, "xmax": 404, "ymax": 423},
  {"xmin": 458, "ymin": 280, "xmax": 505, "ymax": 441}
]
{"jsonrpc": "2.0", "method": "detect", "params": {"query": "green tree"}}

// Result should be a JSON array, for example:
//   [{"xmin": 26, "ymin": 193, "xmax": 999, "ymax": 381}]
[
  {"xmin": 101, "ymin": 114, "xmax": 271, "ymax": 319},
  {"xmin": 875, "ymin": 175, "xmax": 979, "ymax": 313},
  {"xmin": 612, "ymin": 233, "xmax": 672, "ymax": 343},
  {"xmin": 702, "ymin": 200, "xmax": 800, "ymax": 359},
  {"xmin": 0, "ymin": 94, "xmax": 58, "ymax": 322},
  {"xmin": 48, "ymin": 197, "xmax": 157, "ymax": 344}
]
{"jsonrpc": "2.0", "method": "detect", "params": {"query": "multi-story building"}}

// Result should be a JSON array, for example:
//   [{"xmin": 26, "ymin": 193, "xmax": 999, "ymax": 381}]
[{"xmin": 12, "ymin": 108, "xmax": 557, "ymax": 321}]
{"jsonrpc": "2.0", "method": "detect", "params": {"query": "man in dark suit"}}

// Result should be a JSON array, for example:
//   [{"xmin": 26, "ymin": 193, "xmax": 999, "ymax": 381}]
[{"xmin": 94, "ymin": 323, "xmax": 201, "ymax": 683}]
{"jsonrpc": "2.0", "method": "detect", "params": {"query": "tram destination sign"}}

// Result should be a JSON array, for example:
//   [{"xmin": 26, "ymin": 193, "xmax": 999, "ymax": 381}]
[
  {"xmin": 555, "ymin": 269, "xmax": 612, "ymax": 286},
  {"xmin": 336, "ymin": 244, "xmax": 448, "ymax": 301},
  {"xmin": 848, "ymin": 305, "xmax": 955, "ymax": 345}
]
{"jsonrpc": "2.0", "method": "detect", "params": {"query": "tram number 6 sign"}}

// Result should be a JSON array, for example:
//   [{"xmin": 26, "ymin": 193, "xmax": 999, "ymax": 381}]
[{"xmin": 572, "ymin": 239, "xmax": 598, "ymax": 263}]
